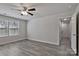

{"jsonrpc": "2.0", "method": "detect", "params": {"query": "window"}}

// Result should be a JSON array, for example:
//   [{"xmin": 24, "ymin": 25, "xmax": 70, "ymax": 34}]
[
  {"xmin": 9, "ymin": 20, "xmax": 19, "ymax": 36},
  {"xmin": 0, "ymin": 19, "xmax": 19, "ymax": 37},
  {"xmin": 0, "ymin": 19, "xmax": 8, "ymax": 37}
]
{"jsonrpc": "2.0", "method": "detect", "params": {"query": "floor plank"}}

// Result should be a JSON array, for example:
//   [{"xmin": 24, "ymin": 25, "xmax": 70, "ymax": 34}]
[{"xmin": 0, "ymin": 39, "xmax": 75, "ymax": 56}]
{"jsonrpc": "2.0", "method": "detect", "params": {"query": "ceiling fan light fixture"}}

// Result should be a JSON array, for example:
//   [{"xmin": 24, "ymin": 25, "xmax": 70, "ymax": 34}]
[{"xmin": 21, "ymin": 11, "xmax": 28, "ymax": 15}]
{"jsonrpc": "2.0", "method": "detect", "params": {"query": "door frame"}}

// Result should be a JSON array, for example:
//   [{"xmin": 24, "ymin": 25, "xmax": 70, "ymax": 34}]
[{"xmin": 76, "ymin": 13, "xmax": 79, "ymax": 55}]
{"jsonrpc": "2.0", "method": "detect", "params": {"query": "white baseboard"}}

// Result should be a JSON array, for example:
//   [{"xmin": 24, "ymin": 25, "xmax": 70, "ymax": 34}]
[
  {"xmin": 0, "ymin": 36, "xmax": 27, "ymax": 45},
  {"xmin": 27, "ymin": 37, "xmax": 59, "ymax": 46}
]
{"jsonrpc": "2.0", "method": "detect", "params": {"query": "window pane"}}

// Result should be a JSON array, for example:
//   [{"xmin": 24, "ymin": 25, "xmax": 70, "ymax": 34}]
[
  {"xmin": 0, "ymin": 19, "xmax": 8, "ymax": 37},
  {"xmin": 9, "ymin": 20, "xmax": 19, "ymax": 36}
]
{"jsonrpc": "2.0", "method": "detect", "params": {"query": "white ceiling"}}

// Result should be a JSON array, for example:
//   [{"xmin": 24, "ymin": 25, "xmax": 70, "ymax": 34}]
[{"xmin": 0, "ymin": 3, "xmax": 78, "ymax": 20}]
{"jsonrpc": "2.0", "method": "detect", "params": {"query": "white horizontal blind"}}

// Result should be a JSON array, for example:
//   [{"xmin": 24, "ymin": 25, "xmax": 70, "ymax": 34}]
[
  {"xmin": 9, "ymin": 20, "xmax": 19, "ymax": 36},
  {"xmin": 0, "ymin": 19, "xmax": 8, "ymax": 37},
  {"xmin": 0, "ymin": 19, "xmax": 19, "ymax": 37}
]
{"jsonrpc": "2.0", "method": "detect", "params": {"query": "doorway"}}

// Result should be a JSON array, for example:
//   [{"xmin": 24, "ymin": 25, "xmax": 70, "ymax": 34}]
[{"xmin": 59, "ymin": 17, "xmax": 71, "ymax": 48}]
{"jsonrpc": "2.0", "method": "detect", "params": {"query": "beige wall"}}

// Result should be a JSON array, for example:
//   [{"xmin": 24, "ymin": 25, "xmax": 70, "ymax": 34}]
[
  {"xmin": 0, "ymin": 15, "xmax": 27, "ymax": 45},
  {"xmin": 27, "ymin": 11, "xmax": 74, "ymax": 45}
]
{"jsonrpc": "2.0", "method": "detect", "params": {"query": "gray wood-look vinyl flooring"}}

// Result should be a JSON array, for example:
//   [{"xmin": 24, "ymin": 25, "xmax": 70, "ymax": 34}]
[{"xmin": 0, "ymin": 39, "xmax": 75, "ymax": 56}]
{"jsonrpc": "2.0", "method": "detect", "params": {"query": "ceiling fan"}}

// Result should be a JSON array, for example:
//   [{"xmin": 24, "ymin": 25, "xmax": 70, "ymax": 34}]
[{"xmin": 12, "ymin": 3, "xmax": 36, "ymax": 16}]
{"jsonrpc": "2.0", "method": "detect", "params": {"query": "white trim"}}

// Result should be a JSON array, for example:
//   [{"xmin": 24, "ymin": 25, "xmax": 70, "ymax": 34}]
[
  {"xmin": 0, "ymin": 37, "xmax": 26, "ymax": 45},
  {"xmin": 71, "ymin": 47, "xmax": 76, "ymax": 54},
  {"xmin": 27, "ymin": 37, "xmax": 59, "ymax": 45}
]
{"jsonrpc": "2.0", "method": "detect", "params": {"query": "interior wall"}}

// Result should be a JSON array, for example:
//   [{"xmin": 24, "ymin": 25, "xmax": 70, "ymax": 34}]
[
  {"xmin": 71, "ymin": 4, "xmax": 79, "ymax": 54},
  {"xmin": 27, "ymin": 11, "xmax": 75, "ymax": 45},
  {"xmin": 0, "ymin": 15, "xmax": 27, "ymax": 45}
]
